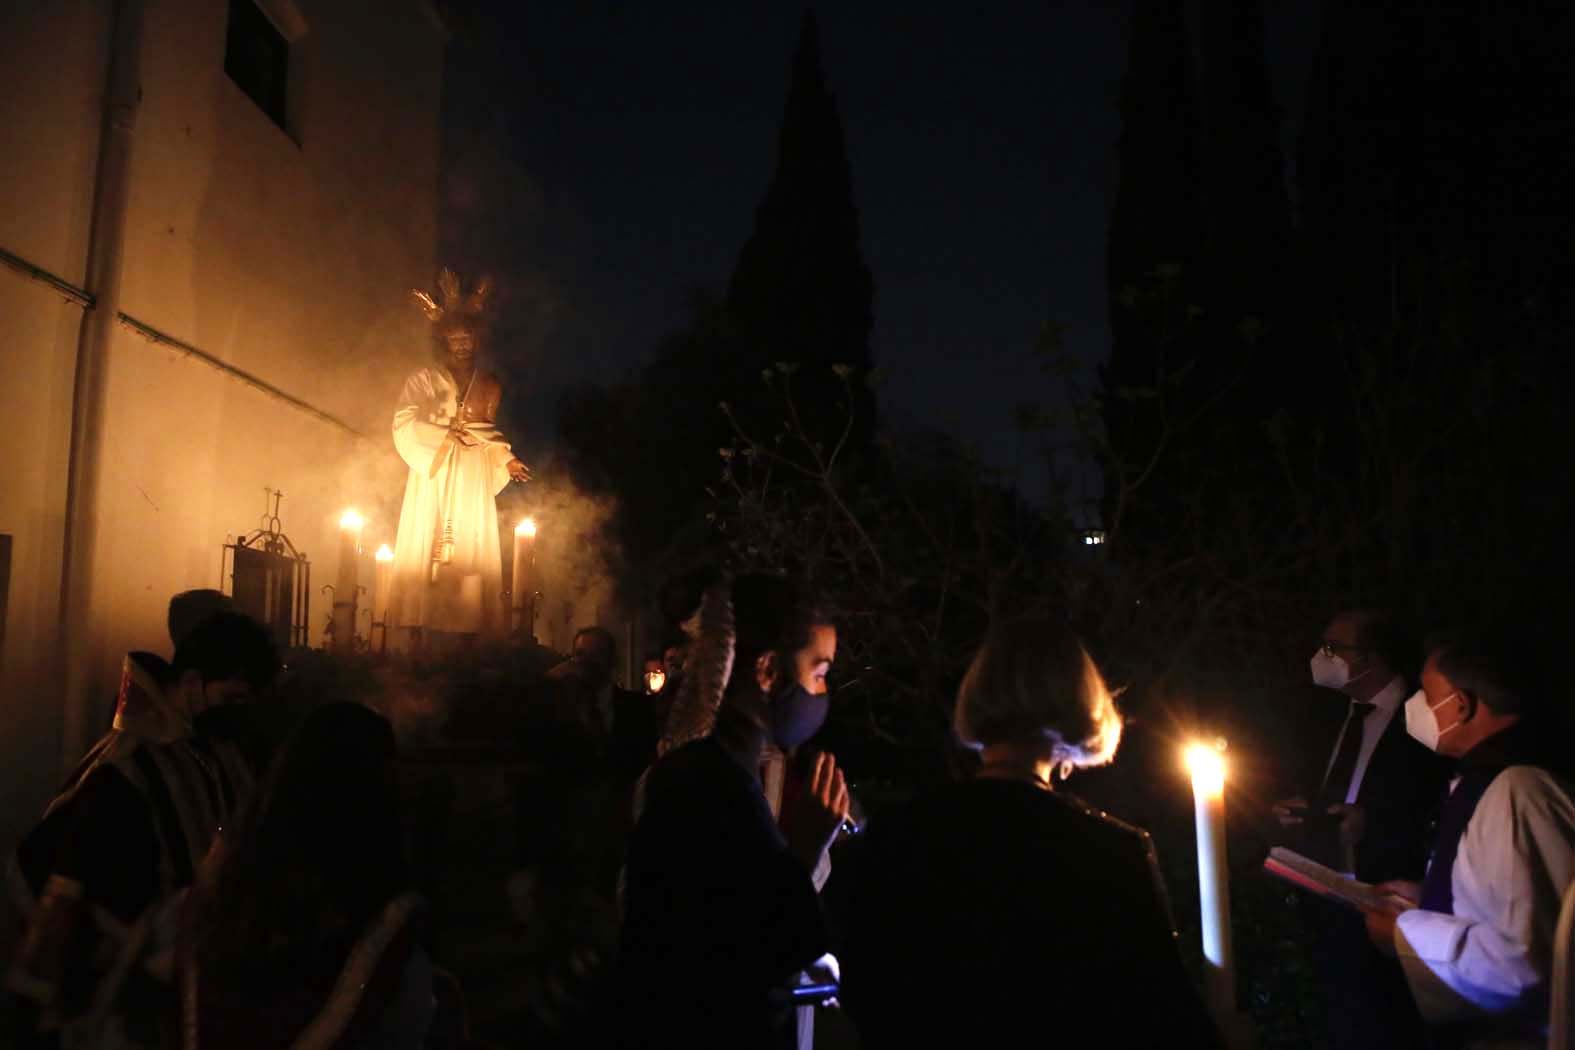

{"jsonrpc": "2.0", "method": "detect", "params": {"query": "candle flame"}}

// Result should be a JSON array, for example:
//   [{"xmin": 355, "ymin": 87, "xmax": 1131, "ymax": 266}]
[
  {"xmin": 1185, "ymin": 740, "xmax": 1227, "ymax": 797},
  {"xmin": 516, "ymin": 517, "xmax": 538, "ymax": 538},
  {"xmin": 375, "ymin": 544, "xmax": 394, "ymax": 563},
  {"xmin": 339, "ymin": 509, "xmax": 365, "ymax": 530}
]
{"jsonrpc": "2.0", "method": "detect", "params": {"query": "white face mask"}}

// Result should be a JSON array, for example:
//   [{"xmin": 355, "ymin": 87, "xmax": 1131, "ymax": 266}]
[
  {"xmin": 1311, "ymin": 650, "xmax": 1353, "ymax": 689},
  {"xmin": 1404, "ymin": 688, "xmax": 1460, "ymax": 752}
]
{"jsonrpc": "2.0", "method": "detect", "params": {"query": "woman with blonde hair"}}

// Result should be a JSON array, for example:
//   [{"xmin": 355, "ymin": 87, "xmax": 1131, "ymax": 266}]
[{"xmin": 837, "ymin": 617, "xmax": 1221, "ymax": 1049}]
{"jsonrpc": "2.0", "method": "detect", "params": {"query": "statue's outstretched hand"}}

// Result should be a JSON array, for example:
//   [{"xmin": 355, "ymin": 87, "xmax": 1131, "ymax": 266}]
[{"xmin": 506, "ymin": 458, "xmax": 531, "ymax": 483}]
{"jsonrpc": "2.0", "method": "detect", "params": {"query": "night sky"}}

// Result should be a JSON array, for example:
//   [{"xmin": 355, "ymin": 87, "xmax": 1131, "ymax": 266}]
[{"xmin": 439, "ymin": 2, "xmax": 1320, "ymax": 503}]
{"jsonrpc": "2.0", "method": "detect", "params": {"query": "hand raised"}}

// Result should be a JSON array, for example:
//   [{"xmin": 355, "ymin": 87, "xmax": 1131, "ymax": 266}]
[{"xmin": 787, "ymin": 751, "xmax": 850, "ymax": 873}]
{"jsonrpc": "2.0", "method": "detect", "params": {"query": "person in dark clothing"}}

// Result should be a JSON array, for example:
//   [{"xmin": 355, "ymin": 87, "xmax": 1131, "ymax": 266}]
[
  {"xmin": 616, "ymin": 573, "xmax": 849, "ymax": 1050},
  {"xmin": 104, "ymin": 589, "xmax": 237, "ymax": 739},
  {"xmin": 548, "ymin": 626, "xmax": 663, "ymax": 786},
  {"xmin": 536, "ymin": 627, "xmax": 665, "ymax": 903},
  {"xmin": 835, "ymin": 617, "xmax": 1222, "ymax": 1050},
  {"xmin": 166, "ymin": 589, "xmax": 236, "ymax": 650},
  {"xmin": 1273, "ymin": 609, "xmax": 1449, "ymax": 1050},
  {"xmin": 6, "ymin": 612, "xmax": 281, "ymax": 1050},
  {"xmin": 180, "ymin": 703, "xmax": 434, "ymax": 1050}
]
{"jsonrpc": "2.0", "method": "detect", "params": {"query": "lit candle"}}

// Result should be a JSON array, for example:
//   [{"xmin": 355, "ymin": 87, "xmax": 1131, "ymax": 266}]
[
  {"xmin": 1185, "ymin": 739, "xmax": 1234, "ymax": 1019},
  {"xmin": 512, "ymin": 517, "xmax": 537, "ymax": 634},
  {"xmin": 334, "ymin": 510, "xmax": 364, "ymax": 650},
  {"xmin": 373, "ymin": 544, "xmax": 394, "ymax": 636}
]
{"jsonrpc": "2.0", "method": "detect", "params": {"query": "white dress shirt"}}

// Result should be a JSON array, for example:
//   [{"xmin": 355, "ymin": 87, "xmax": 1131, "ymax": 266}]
[
  {"xmin": 1322, "ymin": 674, "xmax": 1407, "ymax": 804},
  {"xmin": 1395, "ymin": 765, "xmax": 1575, "ymax": 1030}
]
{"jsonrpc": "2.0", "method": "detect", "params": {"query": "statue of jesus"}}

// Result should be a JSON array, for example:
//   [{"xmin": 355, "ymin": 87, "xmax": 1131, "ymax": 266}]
[{"xmin": 388, "ymin": 270, "xmax": 530, "ymax": 642}]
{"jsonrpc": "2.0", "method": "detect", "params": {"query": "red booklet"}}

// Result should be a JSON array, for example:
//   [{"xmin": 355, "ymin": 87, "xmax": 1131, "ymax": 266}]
[{"xmin": 1262, "ymin": 847, "xmax": 1412, "ymax": 915}]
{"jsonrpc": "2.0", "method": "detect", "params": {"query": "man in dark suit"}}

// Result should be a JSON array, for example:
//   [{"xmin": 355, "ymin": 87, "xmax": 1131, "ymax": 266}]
[
  {"xmin": 535, "ymin": 627, "xmax": 664, "ymax": 900},
  {"xmin": 548, "ymin": 626, "xmax": 662, "ymax": 784},
  {"xmin": 1274, "ymin": 608, "xmax": 1450, "ymax": 1050}
]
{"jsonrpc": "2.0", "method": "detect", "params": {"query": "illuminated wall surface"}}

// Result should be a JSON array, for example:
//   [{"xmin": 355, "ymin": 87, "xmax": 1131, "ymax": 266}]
[{"xmin": 0, "ymin": 0, "xmax": 445, "ymax": 844}]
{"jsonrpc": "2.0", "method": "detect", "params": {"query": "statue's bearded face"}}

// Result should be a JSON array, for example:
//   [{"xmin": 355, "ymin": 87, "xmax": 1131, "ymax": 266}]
[{"xmin": 444, "ymin": 329, "xmax": 477, "ymax": 362}]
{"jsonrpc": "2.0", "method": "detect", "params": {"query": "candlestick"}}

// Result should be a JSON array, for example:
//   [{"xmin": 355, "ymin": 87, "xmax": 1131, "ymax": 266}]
[
  {"xmin": 1185, "ymin": 739, "xmax": 1234, "ymax": 1019},
  {"xmin": 512, "ymin": 517, "xmax": 537, "ymax": 635},
  {"xmin": 333, "ymin": 510, "xmax": 364, "ymax": 651},
  {"xmin": 373, "ymin": 544, "xmax": 393, "ymax": 653}
]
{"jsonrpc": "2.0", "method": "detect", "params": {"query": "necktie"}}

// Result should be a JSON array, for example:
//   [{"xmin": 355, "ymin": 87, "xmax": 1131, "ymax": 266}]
[{"xmin": 1321, "ymin": 700, "xmax": 1376, "ymax": 804}]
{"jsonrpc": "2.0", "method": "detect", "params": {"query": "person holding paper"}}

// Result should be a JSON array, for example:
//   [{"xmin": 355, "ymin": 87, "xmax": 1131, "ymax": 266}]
[
  {"xmin": 1273, "ymin": 609, "xmax": 1446, "ymax": 878},
  {"xmin": 1272, "ymin": 608, "xmax": 1448, "ymax": 1050},
  {"xmin": 1362, "ymin": 631, "xmax": 1575, "ymax": 1048}
]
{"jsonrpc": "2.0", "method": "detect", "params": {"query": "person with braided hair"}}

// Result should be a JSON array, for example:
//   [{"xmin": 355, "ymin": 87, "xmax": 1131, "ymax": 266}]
[{"xmin": 615, "ymin": 573, "xmax": 848, "ymax": 1050}]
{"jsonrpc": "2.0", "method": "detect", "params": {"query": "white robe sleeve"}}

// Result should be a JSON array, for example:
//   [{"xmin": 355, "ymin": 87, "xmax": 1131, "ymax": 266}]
[
  {"xmin": 480, "ymin": 434, "xmax": 515, "ymax": 496},
  {"xmin": 1395, "ymin": 765, "xmax": 1575, "ymax": 1021},
  {"xmin": 392, "ymin": 370, "xmax": 451, "ymax": 476}
]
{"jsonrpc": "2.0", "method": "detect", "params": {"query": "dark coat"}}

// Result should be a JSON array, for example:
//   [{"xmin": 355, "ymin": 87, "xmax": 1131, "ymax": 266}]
[
  {"xmin": 834, "ymin": 777, "xmax": 1222, "ymax": 1050},
  {"xmin": 615, "ymin": 738, "xmax": 828, "ymax": 1050},
  {"xmin": 1345, "ymin": 711, "xmax": 1451, "ymax": 883}
]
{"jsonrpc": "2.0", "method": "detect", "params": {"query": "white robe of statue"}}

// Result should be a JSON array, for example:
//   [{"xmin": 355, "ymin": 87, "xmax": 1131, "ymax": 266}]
[{"xmin": 389, "ymin": 366, "xmax": 516, "ymax": 635}]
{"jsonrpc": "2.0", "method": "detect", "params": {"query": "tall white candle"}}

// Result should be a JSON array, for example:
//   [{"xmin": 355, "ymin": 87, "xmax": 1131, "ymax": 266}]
[
  {"xmin": 373, "ymin": 544, "xmax": 393, "ymax": 647},
  {"xmin": 334, "ymin": 510, "xmax": 363, "ymax": 650},
  {"xmin": 512, "ymin": 517, "xmax": 536, "ymax": 633},
  {"xmin": 1186, "ymin": 740, "xmax": 1234, "ymax": 1018}
]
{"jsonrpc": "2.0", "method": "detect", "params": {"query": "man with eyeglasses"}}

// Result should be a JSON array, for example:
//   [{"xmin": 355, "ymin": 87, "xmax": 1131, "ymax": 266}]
[{"xmin": 1273, "ymin": 608, "xmax": 1449, "ymax": 1050}]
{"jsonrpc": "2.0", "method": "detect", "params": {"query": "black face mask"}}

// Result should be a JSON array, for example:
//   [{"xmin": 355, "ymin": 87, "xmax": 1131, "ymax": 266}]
[{"xmin": 768, "ymin": 684, "xmax": 829, "ymax": 751}]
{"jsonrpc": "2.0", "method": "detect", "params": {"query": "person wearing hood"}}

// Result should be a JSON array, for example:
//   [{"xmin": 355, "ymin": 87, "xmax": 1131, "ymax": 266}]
[
  {"xmin": 6, "ymin": 612, "xmax": 281, "ymax": 1049},
  {"xmin": 615, "ymin": 573, "xmax": 848, "ymax": 1050},
  {"xmin": 104, "ymin": 589, "xmax": 235, "ymax": 742}
]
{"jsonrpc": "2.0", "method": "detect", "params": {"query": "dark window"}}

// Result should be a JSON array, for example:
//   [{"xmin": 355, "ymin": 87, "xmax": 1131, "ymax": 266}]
[{"xmin": 224, "ymin": 0, "xmax": 289, "ymax": 130}]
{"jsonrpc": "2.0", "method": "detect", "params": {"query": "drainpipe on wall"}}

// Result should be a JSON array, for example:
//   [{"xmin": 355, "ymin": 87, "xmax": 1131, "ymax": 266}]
[{"xmin": 58, "ymin": 0, "xmax": 144, "ymax": 771}]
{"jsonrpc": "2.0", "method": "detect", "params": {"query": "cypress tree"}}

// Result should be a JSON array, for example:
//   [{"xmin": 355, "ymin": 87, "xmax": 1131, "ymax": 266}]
[
  {"xmin": 1102, "ymin": 0, "xmax": 1204, "ymax": 532},
  {"xmin": 727, "ymin": 10, "xmax": 876, "ymax": 452}
]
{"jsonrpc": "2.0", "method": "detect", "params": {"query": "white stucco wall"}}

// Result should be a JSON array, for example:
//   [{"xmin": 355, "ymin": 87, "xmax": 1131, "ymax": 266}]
[{"xmin": 0, "ymin": 0, "xmax": 445, "ymax": 845}]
